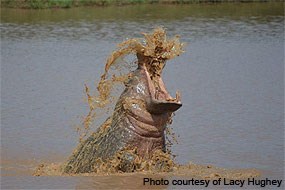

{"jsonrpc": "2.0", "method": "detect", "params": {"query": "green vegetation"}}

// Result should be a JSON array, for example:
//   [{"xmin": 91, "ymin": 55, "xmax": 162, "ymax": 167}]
[{"xmin": 1, "ymin": 0, "xmax": 283, "ymax": 9}]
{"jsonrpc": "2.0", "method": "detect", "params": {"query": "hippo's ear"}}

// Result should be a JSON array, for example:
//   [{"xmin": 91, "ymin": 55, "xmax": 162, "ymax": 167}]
[{"xmin": 146, "ymin": 99, "xmax": 182, "ymax": 114}]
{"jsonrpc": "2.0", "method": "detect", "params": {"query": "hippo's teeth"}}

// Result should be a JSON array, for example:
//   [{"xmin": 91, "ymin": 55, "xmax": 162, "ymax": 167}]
[
  {"xmin": 176, "ymin": 91, "xmax": 181, "ymax": 102},
  {"xmin": 165, "ymin": 91, "xmax": 181, "ymax": 103}
]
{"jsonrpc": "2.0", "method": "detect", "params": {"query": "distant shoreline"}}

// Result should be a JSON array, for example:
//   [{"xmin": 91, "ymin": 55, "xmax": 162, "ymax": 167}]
[{"xmin": 1, "ymin": 0, "xmax": 283, "ymax": 9}]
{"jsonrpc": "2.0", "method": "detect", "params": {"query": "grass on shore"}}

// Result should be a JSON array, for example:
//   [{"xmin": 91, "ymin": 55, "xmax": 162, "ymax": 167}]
[{"xmin": 1, "ymin": 0, "xmax": 282, "ymax": 9}]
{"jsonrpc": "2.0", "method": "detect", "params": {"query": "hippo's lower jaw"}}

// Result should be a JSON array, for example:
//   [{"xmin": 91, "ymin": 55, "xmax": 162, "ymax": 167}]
[{"xmin": 146, "ymin": 99, "xmax": 182, "ymax": 114}]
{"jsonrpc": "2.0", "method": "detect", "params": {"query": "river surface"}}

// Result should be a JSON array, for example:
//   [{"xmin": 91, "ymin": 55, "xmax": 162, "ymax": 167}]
[{"xmin": 1, "ymin": 3, "xmax": 284, "ymax": 189}]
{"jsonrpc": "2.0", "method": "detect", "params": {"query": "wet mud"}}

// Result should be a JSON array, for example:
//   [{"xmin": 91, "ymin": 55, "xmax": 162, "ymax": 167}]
[{"xmin": 34, "ymin": 161, "xmax": 260, "ymax": 180}]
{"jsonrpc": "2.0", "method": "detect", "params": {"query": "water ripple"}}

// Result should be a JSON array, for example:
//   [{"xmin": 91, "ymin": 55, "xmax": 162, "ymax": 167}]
[{"xmin": 1, "ymin": 16, "xmax": 283, "ymax": 42}]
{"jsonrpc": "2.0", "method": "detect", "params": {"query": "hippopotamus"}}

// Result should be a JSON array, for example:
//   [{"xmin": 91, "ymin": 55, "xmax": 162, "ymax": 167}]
[{"xmin": 63, "ymin": 53, "xmax": 182, "ymax": 174}]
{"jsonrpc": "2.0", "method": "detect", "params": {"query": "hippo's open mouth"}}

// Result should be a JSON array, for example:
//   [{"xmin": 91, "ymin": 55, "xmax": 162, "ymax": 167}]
[{"xmin": 139, "ymin": 56, "xmax": 182, "ymax": 114}]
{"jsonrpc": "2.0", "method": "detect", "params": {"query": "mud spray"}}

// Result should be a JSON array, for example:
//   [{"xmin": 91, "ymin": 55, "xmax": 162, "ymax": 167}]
[{"xmin": 34, "ymin": 28, "xmax": 260, "ymax": 179}]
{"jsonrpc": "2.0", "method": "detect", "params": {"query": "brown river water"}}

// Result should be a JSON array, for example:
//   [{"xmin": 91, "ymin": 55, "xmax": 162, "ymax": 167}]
[{"xmin": 1, "ymin": 3, "xmax": 284, "ymax": 189}]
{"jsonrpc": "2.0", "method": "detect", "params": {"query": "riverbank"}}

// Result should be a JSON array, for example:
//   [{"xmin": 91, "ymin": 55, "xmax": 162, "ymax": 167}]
[{"xmin": 1, "ymin": 0, "xmax": 283, "ymax": 9}]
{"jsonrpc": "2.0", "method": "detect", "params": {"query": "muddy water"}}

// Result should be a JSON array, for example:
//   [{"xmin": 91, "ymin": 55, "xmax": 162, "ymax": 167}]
[{"xmin": 1, "ymin": 3, "xmax": 284, "ymax": 189}]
